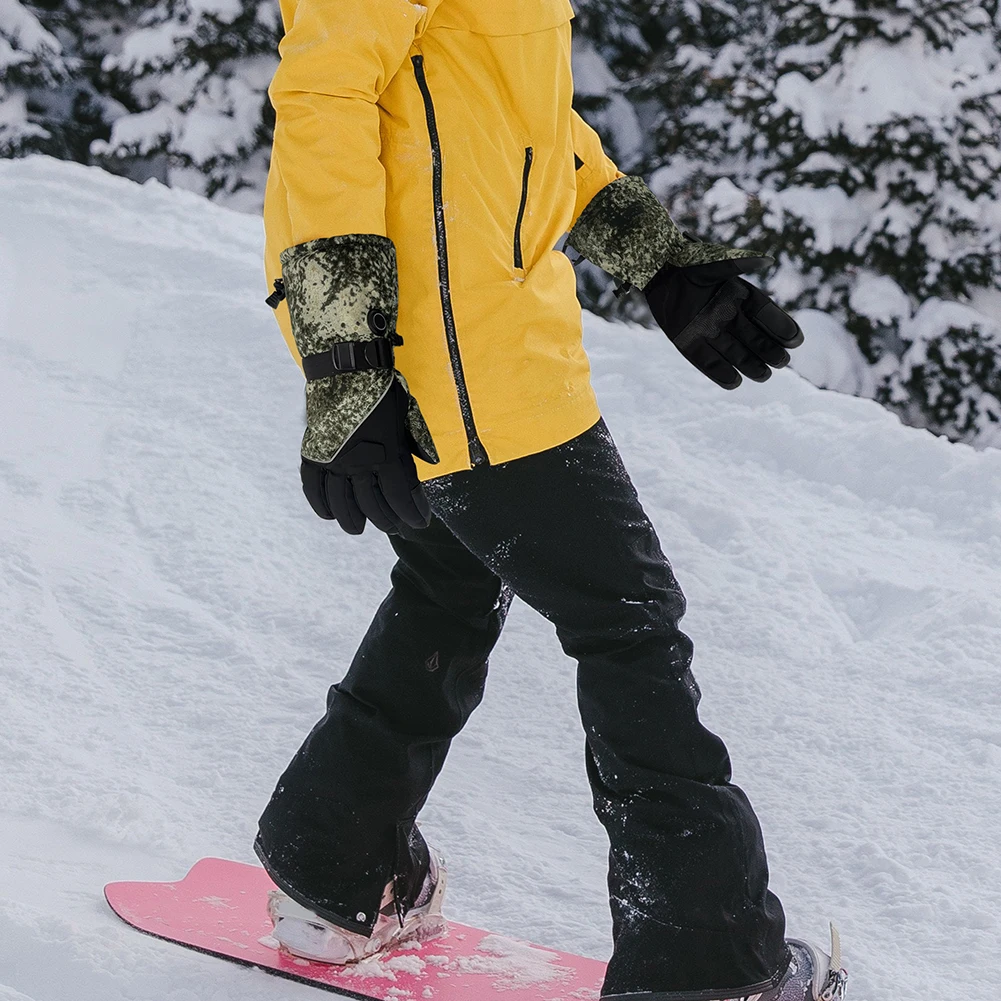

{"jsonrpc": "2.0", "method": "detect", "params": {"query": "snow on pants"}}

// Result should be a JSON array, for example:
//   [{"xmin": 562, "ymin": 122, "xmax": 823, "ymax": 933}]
[{"xmin": 255, "ymin": 418, "xmax": 789, "ymax": 1000}]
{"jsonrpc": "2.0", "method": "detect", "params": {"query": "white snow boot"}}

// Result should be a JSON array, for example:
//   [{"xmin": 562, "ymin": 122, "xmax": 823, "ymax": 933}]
[{"xmin": 266, "ymin": 846, "xmax": 447, "ymax": 964}]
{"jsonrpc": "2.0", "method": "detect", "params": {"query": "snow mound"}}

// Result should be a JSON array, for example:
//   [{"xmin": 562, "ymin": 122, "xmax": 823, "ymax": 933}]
[{"xmin": 2, "ymin": 157, "xmax": 1001, "ymax": 1001}]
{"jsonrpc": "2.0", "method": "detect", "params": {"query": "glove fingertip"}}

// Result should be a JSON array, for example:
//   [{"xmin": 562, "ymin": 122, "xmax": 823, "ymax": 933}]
[
  {"xmin": 411, "ymin": 485, "xmax": 432, "ymax": 528},
  {"xmin": 305, "ymin": 496, "xmax": 336, "ymax": 521},
  {"xmin": 301, "ymin": 461, "xmax": 336, "ymax": 520},
  {"xmin": 752, "ymin": 300, "xmax": 804, "ymax": 348},
  {"xmin": 328, "ymin": 476, "xmax": 367, "ymax": 535}
]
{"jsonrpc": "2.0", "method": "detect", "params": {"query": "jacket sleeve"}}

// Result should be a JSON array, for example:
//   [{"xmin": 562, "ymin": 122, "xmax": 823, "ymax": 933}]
[
  {"xmin": 570, "ymin": 108, "xmax": 624, "ymax": 229},
  {"xmin": 269, "ymin": 0, "xmax": 434, "ymax": 246}
]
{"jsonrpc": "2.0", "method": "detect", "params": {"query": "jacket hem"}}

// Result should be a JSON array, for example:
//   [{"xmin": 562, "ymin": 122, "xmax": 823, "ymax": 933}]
[{"xmin": 416, "ymin": 384, "xmax": 601, "ymax": 481}]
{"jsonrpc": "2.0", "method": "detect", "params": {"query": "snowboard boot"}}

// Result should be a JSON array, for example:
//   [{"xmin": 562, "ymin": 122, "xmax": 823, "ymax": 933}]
[
  {"xmin": 267, "ymin": 846, "xmax": 448, "ymax": 964},
  {"xmin": 603, "ymin": 925, "xmax": 847, "ymax": 1001},
  {"xmin": 736, "ymin": 926, "xmax": 848, "ymax": 1001}
]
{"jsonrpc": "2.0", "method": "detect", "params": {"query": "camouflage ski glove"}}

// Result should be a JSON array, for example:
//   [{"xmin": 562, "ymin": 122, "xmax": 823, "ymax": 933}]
[
  {"xmin": 280, "ymin": 235, "xmax": 439, "ymax": 534},
  {"xmin": 299, "ymin": 380, "xmax": 434, "ymax": 535},
  {"xmin": 568, "ymin": 176, "xmax": 804, "ymax": 390},
  {"xmin": 642, "ymin": 256, "xmax": 804, "ymax": 390}
]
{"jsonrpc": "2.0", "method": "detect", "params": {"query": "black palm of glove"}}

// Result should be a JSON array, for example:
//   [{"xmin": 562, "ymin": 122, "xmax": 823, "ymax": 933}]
[
  {"xmin": 644, "ymin": 257, "xmax": 804, "ymax": 391},
  {"xmin": 300, "ymin": 380, "xmax": 431, "ymax": 535}
]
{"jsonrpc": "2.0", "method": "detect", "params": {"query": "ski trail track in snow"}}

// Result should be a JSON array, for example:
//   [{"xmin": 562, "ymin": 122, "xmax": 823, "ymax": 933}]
[{"xmin": 1, "ymin": 158, "xmax": 1000, "ymax": 1001}]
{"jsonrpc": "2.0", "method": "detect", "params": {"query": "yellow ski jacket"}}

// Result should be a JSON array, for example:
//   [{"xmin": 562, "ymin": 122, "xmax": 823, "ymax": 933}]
[{"xmin": 264, "ymin": 0, "xmax": 622, "ymax": 479}]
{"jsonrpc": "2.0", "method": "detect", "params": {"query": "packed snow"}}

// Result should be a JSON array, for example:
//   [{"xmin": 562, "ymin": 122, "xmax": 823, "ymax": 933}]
[{"xmin": 2, "ymin": 157, "xmax": 1000, "ymax": 1001}]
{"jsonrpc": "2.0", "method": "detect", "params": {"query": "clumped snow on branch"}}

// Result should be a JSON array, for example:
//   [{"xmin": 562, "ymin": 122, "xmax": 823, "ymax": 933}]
[{"xmin": 0, "ymin": 0, "xmax": 64, "ymax": 154}]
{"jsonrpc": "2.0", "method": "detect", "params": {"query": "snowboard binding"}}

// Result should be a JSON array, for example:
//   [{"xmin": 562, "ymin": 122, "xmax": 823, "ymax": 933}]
[{"xmin": 266, "ymin": 846, "xmax": 448, "ymax": 965}]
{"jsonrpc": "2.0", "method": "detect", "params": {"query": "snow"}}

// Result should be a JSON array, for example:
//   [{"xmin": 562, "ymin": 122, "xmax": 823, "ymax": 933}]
[
  {"xmin": 848, "ymin": 275, "xmax": 910, "ymax": 328},
  {"xmin": 0, "ymin": 0, "xmax": 60, "ymax": 71},
  {"xmin": 702, "ymin": 178, "xmax": 750, "ymax": 224},
  {"xmin": 571, "ymin": 38, "xmax": 644, "ymax": 171},
  {"xmin": 772, "ymin": 33, "xmax": 1001, "ymax": 147},
  {"xmin": 2, "ymin": 156, "xmax": 1001, "ymax": 1001},
  {"xmin": 188, "ymin": 0, "xmax": 244, "ymax": 21},
  {"xmin": 329, "ymin": 936, "xmax": 573, "ymax": 991},
  {"xmin": 761, "ymin": 185, "xmax": 876, "ymax": 256},
  {"xmin": 97, "ymin": 72, "xmax": 265, "ymax": 164},
  {"xmin": 0, "ymin": 91, "xmax": 46, "ymax": 142},
  {"xmin": 106, "ymin": 21, "xmax": 184, "ymax": 73},
  {"xmin": 901, "ymin": 299, "xmax": 1000, "ymax": 368},
  {"xmin": 456, "ymin": 935, "xmax": 570, "ymax": 988},
  {"xmin": 788, "ymin": 310, "xmax": 877, "ymax": 398},
  {"xmin": 0, "ymin": 0, "xmax": 63, "ymax": 153}
]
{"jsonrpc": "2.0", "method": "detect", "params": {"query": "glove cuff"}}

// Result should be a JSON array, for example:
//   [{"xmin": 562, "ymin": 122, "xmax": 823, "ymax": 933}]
[
  {"xmin": 280, "ymin": 234, "xmax": 438, "ymax": 467},
  {"xmin": 280, "ymin": 234, "xmax": 399, "ymax": 358},
  {"xmin": 567, "ymin": 176, "xmax": 763, "ymax": 290}
]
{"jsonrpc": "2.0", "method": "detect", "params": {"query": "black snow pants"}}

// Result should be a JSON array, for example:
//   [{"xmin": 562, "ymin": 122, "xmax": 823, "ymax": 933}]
[{"xmin": 255, "ymin": 419, "xmax": 789, "ymax": 1000}]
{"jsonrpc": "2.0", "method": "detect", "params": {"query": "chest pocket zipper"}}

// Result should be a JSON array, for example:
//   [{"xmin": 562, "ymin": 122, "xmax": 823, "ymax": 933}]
[{"xmin": 513, "ymin": 146, "xmax": 534, "ymax": 271}]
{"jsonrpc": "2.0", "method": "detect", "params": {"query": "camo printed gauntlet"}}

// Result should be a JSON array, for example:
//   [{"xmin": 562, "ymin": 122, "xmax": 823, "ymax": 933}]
[
  {"xmin": 567, "ymin": 176, "xmax": 803, "ymax": 391},
  {"xmin": 567, "ymin": 175, "xmax": 763, "ymax": 290},
  {"xmin": 280, "ymin": 235, "xmax": 438, "ymax": 466}
]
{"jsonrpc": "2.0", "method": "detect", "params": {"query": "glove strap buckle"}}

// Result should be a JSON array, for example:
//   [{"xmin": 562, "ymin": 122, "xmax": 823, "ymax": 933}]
[
  {"xmin": 331, "ymin": 340, "xmax": 359, "ymax": 371},
  {"xmin": 302, "ymin": 336, "xmax": 401, "ymax": 381}
]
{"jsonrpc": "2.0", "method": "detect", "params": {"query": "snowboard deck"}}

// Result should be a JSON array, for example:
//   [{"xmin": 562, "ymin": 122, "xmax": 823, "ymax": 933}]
[{"xmin": 105, "ymin": 857, "xmax": 607, "ymax": 1001}]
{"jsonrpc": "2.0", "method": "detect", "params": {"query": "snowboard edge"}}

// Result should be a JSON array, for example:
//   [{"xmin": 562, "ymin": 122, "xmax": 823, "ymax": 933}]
[{"xmin": 104, "ymin": 878, "xmax": 376, "ymax": 1001}]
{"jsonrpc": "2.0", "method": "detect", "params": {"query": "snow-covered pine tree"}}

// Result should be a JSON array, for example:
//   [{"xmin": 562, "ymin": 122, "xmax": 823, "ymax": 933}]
[
  {"xmin": 570, "ymin": 0, "xmax": 658, "ymax": 320},
  {"xmin": 643, "ymin": 0, "xmax": 1001, "ymax": 447},
  {"xmin": 630, "ymin": 1, "xmax": 765, "ymax": 209},
  {"xmin": 92, "ymin": 0, "xmax": 281, "ymax": 209},
  {"xmin": 0, "ymin": 0, "xmax": 66, "ymax": 156},
  {"xmin": 569, "ymin": 2, "xmax": 769, "ymax": 324}
]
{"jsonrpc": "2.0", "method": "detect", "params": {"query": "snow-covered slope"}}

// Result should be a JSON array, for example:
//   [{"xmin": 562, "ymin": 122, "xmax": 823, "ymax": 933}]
[{"xmin": 2, "ymin": 157, "xmax": 1000, "ymax": 1001}]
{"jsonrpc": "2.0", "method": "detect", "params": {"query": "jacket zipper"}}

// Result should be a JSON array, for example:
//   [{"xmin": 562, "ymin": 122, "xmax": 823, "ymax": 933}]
[
  {"xmin": 513, "ymin": 146, "xmax": 534, "ymax": 270},
  {"xmin": 412, "ymin": 54, "xmax": 489, "ymax": 469}
]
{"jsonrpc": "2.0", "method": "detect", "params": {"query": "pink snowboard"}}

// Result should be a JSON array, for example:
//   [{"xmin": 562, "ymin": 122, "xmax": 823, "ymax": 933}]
[{"xmin": 105, "ymin": 858, "xmax": 607, "ymax": 1001}]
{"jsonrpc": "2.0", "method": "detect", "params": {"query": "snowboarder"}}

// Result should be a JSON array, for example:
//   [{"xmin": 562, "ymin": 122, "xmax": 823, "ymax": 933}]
[{"xmin": 256, "ymin": 2, "xmax": 848, "ymax": 999}]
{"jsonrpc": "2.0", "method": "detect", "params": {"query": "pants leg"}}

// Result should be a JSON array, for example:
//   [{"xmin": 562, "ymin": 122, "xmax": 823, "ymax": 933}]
[
  {"xmin": 421, "ymin": 420, "xmax": 788, "ymax": 1000},
  {"xmin": 255, "ymin": 513, "xmax": 512, "ymax": 934},
  {"xmin": 257, "ymin": 418, "xmax": 787, "ymax": 999}
]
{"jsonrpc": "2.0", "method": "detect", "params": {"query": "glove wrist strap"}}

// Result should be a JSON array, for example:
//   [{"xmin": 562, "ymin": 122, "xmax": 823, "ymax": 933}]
[{"xmin": 302, "ymin": 335, "xmax": 403, "ymax": 381}]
